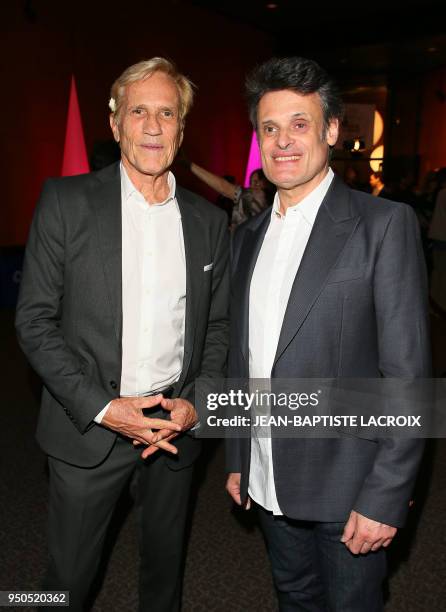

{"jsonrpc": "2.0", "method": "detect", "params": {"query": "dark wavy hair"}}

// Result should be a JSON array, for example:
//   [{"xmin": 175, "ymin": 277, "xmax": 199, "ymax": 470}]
[{"xmin": 246, "ymin": 56, "xmax": 344, "ymax": 132}]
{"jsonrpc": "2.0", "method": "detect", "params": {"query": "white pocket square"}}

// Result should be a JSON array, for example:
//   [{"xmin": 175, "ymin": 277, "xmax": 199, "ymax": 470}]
[{"xmin": 204, "ymin": 263, "xmax": 214, "ymax": 272}]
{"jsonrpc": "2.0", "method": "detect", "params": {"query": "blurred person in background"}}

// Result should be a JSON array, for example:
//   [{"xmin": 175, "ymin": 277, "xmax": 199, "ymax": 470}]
[
  {"xmin": 369, "ymin": 170, "xmax": 386, "ymax": 197},
  {"xmin": 181, "ymin": 154, "xmax": 275, "ymax": 227}
]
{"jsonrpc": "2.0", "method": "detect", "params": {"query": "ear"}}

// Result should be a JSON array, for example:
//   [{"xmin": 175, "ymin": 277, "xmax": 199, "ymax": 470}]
[
  {"xmin": 178, "ymin": 126, "xmax": 184, "ymax": 148},
  {"xmin": 326, "ymin": 118, "xmax": 339, "ymax": 147},
  {"xmin": 109, "ymin": 114, "xmax": 120, "ymax": 143}
]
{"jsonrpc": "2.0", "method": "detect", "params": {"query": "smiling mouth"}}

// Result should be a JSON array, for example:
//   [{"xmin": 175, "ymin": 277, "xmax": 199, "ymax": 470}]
[
  {"xmin": 141, "ymin": 144, "xmax": 163, "ymax": 149},
  {"xmin": 274, "ymin": 155, "xmax": 302, "ymax": 162}
]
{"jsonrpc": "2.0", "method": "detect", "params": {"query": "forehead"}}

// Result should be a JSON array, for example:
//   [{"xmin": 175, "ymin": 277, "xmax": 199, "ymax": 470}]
[
  {"xmin": 125, "ymin": 71, "xmax": 180, "ymax": 107},
  {"xmin": 258, "ymin": 89, "xmax": 323, "ymax": 123}
]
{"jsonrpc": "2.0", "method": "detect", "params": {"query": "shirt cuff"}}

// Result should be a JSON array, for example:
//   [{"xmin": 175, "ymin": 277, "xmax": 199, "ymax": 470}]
[{"xmin": 94, "ymin": 401, "xmax": 112, "ymax": 424}]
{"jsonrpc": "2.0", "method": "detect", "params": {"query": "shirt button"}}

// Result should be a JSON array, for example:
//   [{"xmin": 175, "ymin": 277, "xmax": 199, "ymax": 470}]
[{"xmin": 110, "ymin": 380, "xmax": 117, "ymax": 389}]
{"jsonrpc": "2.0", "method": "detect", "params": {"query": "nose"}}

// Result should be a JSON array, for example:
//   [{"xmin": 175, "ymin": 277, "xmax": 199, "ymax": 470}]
[
  {"xmin": 276, "ymin": 127, "xmax": 294, "ymax": 150},
  {"xmin": 143, "ymin": 113, "xmax": 162, "ymax": 136}
]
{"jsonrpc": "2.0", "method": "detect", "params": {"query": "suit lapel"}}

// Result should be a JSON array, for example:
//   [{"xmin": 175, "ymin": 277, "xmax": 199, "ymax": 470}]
[
  {"xmin": 176, "ymin": 187, "xmax": 207, "ymax": 381},
  {"xmin": 233, "ymin": 209, "xmax": 271, "ymax": 366},
  {"xmin": 90, "ymin": 163, "xmax": 122, "ymax": 344},
  {"xmin": 273, "ymin": 177, "xmax": 360, "ymax": 368}
]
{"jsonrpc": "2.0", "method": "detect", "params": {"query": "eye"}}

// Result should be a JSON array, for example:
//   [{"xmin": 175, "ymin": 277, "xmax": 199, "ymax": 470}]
[
  {"xmin": 294, "ymin": 121, "xmax": 308, "ymax": 130},
  {"xmin": 131, "ymin": 107, "xmax": 145, "ymax": 116},
  {"xmin": 161, "ymin": 109, "xmax": 175, "ymax": 118},
  {"xmin": 263, "ymin": 125, "xmax": 277, "ymax": 134}
]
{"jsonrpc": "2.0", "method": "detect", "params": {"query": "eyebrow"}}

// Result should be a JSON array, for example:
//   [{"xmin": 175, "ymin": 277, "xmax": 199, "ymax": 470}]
[
  {"xmin": 128, "ymin": 103, "xmax": 176, "ymax": 110},
  {"xmin": 261, "ymin": 112, "xmax": 313, "ymax": 125}
]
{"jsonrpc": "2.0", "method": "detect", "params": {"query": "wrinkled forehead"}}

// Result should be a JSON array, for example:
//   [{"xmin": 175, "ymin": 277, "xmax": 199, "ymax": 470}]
[{"xmin": 123, "ymin": 72, "xmax": 180, "ymax": 108}]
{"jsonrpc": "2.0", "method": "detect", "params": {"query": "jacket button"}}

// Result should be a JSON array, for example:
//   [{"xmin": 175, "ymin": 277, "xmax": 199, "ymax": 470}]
[{"xmin": 110, "ymin": 380, "xmax": 117, "ymax": 389}]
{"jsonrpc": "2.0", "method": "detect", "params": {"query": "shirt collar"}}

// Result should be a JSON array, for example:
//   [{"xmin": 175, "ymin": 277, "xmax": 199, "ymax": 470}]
[
  {"xmin": 120, "ymin": 162, "xmax": 177, "ymax": 206},
  {"xmin": 272, "ymin": 167, "xmax": 334, "ymax": 225}
]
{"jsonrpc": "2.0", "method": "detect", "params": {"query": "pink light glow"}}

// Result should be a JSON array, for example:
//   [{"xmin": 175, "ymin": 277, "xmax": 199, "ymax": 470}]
[
  {"xmin": 243, "ymin": 131, "xmax": 262, "ymax": 187},
  {"xmin": 61, "ymin": 76, "xmax": 90, "ymax": 177}
]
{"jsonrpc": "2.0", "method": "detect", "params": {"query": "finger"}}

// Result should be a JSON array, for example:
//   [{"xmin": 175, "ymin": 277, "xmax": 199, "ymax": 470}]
[
  {"xmin": 160, "ymin": 397, "xmax": 175, "ymax": 411},
  {"xmin": 359, "ymin": 541, "xmax": 373, "ymax": 555},
  {"xmin": 133, "ymin": 440, "xmax": 141, "ymax": 446},
  {"xmin": 141, "ymin": 438, "xmax": 178, "ymax": 457},
  {"xmin": 135, "ymin": 430, "xmax": 165, "ymax": 447},
  {"xmin": 141, "ymin": 431, "xmax": 178, "ymax": 458},
  {"xmin": 151, "ymin": 428, "xmax": 178, "ymax": 444},
  {"xmin": 135, "ymin": 394, "xmax": 163, "ymax": 409},
  {"xmin": 226, "ymin": 484, "xmax": 241, "ymax": 505},
  {"xmin": 341, "ymin": 515, "xmax": 356, "ymax": 543},
  {"xmin": 141, "ymin": 445, "xmax": 160, "ymax": 459},
  {"xmin": 346, "ymin": 534, "xmax": 363, "ymax": 555},
  {"xmin": 382, "ymin": 538, "xmax": 393, "ymax": 548},
  {"xmin": 152, "ymin": 438, "xmax": 178, "ymax": 454},
  {"xmin": 371, "ymin": 539, "xmax": 385, "ymax": 552},
  {"xmin": 143, "ymin": 418, "xmax": 181, "ymax": 432},
  {"xmin": 230, "ymin": 491, "xmax": 241, "ymax": 505},
  {"xmin": 171, "ymin": 418, "xmax": 189, "ymax": 432}
]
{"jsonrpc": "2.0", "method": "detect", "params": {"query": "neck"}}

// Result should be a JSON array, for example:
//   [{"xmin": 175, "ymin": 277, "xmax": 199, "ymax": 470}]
[
  {"xmin": 122, "ymin": 159, "xmax": 171, "ymax": 204},
  {"xmin": 277, "ymin": 166, "xmax": 329, "ymax": 215}
]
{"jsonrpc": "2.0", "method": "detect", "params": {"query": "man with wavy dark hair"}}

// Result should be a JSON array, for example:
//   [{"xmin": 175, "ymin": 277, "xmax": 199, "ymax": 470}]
[{"xmin": 226, "ymin": 56, "xmax": 430, "ymax": 611}]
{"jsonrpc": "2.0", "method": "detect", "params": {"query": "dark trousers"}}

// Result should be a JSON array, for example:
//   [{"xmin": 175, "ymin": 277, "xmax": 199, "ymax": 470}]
[
  {"xmin": 43, "ymin": 436, "xmax": 194, "ymax": 612},
  {"xmin": 257, "ymin": 506, "xmax": 386, "ymax": 612}
]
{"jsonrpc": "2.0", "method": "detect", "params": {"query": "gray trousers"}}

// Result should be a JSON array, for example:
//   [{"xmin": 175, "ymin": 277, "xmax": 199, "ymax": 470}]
[{"xmin": 43, "ymin": 436, "xmax": 194, "ymax": 611}]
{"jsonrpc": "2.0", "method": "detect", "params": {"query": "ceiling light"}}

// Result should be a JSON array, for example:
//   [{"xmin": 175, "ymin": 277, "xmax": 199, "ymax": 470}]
[
  {"xmin": 343, "ymin": 138, "xmax": 365, "ymax": 153},
  {"xmin": 373, "ymin": 110, "xmax": 384, "ymax": 146},
  {"xmin": 370, "ymin": 145, "xmax": 384, "ymax": 172}
]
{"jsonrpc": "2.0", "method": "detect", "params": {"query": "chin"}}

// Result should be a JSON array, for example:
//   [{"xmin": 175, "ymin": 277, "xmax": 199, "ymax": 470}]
[
  {"xmin": 274, "ymin": 175, "xmax": 303, "ymax": 188},
  {"xmin": 140, "ymin": 164, "xmax": 165, "ymax": 175}
]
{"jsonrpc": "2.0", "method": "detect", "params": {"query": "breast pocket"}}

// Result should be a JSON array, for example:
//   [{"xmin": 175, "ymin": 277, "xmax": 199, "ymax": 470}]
[{"xmin": 326, "ymin": 264, "xmax": 367, "ymax": 285}]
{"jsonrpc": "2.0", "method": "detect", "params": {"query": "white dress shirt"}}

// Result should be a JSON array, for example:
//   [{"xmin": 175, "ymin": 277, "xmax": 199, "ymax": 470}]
[
  {"xmin": 248, "ymin": 168, "xmax": 334, "ymax": 514},
  {"xmin": 95, "ymin": 164, "xmax": 186, "ymax": 422}
]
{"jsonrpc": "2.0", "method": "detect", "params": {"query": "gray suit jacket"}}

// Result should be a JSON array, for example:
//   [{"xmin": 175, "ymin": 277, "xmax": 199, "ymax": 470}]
[
  {"xmin": 16, "ymin": 162, "xmax": 229, "ymax": 468},
  {"xmin": 226, "ymin": 176, "xmax": 431, "ymax": 527}
]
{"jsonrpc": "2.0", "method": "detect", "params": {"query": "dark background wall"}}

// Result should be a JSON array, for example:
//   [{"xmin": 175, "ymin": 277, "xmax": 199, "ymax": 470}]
[
  {"xmin": 2, "ymin": 1, "xmax": 446, "ymax": 246},
  {"xmin": 419, "ymin": 66, "xmax": 446, "ymax": 176},
  {"xmin": 0, "ymin": 1, "xmax": 273, "ymax": 246}
]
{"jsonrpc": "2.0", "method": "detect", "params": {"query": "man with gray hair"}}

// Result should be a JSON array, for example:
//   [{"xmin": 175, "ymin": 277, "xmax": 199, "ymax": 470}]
[{"xmin": 16, "ymin": 58, "xmax": 229, "ymax": 611}]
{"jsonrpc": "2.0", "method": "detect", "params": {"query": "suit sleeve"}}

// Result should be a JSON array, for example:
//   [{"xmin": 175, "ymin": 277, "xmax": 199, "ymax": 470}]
[
  {"xmin": 15, "ymin": 179, "xmax": 113, "ymax": 434},
  {"xmin": 353, "ymin": 203, "xmax": 431, "ymax": 527}
]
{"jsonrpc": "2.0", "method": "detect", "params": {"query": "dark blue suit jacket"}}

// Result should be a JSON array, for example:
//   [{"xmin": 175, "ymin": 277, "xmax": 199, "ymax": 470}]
[{"xmin": 226, "ymin": 176, "xmax": 431, "ymax": 527}]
